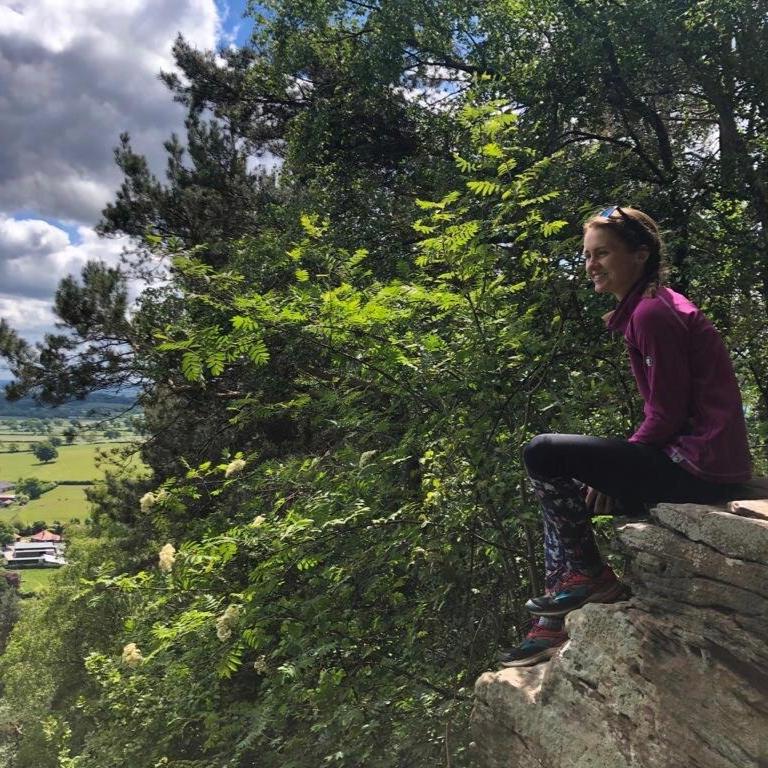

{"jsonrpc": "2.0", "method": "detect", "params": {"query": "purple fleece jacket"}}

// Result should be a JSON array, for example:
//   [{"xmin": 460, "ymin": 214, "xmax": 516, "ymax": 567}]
[{"xmin": 605, "ymin": 279, "xmax": 752, "ymax": 482}]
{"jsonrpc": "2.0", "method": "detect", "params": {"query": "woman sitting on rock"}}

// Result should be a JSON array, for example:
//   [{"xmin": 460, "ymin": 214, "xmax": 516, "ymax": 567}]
[{"xmin": 499, "ymin": 206, "xmax": 753, "ymax": 667}]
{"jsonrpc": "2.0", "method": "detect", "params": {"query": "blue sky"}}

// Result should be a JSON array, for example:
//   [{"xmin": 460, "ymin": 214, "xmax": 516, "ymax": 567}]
[
  {"xmin": 0, "ymin": 0, "xmax": 264, "ymax": 370},
  {"xmin": 217, "ymin": 0, "xmax": 256, "ymax": 47}
]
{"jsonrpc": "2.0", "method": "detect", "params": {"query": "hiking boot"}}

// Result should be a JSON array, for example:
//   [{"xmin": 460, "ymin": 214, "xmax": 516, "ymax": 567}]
[
  {"xmin": 497, "ymin": 621, "xmax": 568, "ymax": 668},
  {"xmin": 525, "ymin": 565, "xmax": 627, "ymax": 617}
]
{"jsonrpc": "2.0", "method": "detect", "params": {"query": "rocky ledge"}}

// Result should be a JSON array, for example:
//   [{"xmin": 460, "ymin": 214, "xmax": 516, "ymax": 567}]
[{"xmin": 471, "ymin": 496, "xmax": 768, "ymax": 768}]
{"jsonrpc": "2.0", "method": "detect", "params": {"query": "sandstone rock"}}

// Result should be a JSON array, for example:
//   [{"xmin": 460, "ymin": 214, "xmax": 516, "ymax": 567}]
[
  {"xmin": 652, "ymin": 503, "xmax": 768, "ymax": 562},
  {"xmin": 728, "ymin": 498, "xmax": 768, "ymax": 521},
  {"xmin": 471, "ymin": 503, "xmax": 768, "ymax": 768}
]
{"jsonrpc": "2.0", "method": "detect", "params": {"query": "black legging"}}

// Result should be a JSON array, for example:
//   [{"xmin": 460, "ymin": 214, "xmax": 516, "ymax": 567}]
[{"xmin": 523, "ymin": 433, "xmax": 743, "ymax": 508}]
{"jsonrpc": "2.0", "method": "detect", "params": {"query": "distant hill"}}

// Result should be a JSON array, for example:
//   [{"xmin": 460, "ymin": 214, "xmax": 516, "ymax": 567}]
[{"xmin": 0, "ymin": 380, "xmax": 140, "ymax": 418}]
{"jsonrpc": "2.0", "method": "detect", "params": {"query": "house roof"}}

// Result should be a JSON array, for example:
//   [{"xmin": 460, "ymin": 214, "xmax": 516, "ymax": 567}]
[
  {"xmin": 30, "ymin": 530, "xmax": 62, "ymax": 542},
  {"xmin": 12, "ymin": 542, "xmax": 57, "ymax": 550},
  {"xmin": 0, "ymin": 482, "xmax": 13, "ymax": 491}
]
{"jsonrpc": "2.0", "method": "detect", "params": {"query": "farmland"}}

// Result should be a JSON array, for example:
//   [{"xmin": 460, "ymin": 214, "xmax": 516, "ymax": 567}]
[
  {"xmin": 0, "ymin": 442, "xmax": 144, "ymax": 482},
  {"xmin": 0, "ymin": 418, "xmax": 146, "ymax": 594},
  {"xmin": 3, "ymin": 485, "xmax": 91, "ymax": 526}
]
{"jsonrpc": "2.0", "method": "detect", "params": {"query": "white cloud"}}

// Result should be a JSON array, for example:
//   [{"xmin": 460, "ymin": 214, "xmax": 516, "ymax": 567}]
[
  {"xmin": 0, "ymin": 296, "xmax": 57, "ymax": 346},
  {"xmin": 0, "ymin": 214, "xmax": 130, "ymax": 302},
  {"xmin": 0, "ymin": 0, "xmax": 222, "ymax": 226}
]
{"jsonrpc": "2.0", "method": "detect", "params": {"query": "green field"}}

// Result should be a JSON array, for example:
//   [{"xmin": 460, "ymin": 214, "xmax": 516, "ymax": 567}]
[
  {"xmin": 0, "ymin": 442, "xmax": 145, "ymax": 482},
  {"xmin": 17, "ymin": 568, "xmax": 58, "ymax": 594},
  {"xmin": 0, "ymin": 436, "xmax": 133, "ymax": 448},
  {"xmin": 2, "ymin": 485, "xmax": 92, "ymax": 526},
  {"xmin": 0, "ymin": 417, "xmax": 139, "ymax": 453}
]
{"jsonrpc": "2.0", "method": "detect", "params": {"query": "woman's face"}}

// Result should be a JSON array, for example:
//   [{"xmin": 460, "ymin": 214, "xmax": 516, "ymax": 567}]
[{"xmin": 583, "ymin": 225, "xmax": 648, "ymax": 300}]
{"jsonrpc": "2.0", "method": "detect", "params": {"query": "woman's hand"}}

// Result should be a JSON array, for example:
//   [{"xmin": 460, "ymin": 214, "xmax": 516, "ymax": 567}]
[{"xmin": 585, "ymin": 486, "xmax": 614, "ymax": 516}]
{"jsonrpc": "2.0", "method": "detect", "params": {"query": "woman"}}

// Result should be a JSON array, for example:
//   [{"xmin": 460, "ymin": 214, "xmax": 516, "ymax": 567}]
[{"xmin": 498, "ymin": 206, "xmax": 752, "ymax": 667}]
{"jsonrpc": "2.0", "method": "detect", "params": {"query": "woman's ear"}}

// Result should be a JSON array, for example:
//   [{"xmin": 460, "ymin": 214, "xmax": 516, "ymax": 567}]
[{"xmin": 635, "ymin": 245, "xmax": 650, "ymax": 265}]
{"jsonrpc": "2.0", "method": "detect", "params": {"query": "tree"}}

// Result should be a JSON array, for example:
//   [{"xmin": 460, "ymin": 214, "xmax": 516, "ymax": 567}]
[
  {"xmin": 0, "ymin": 572, "xmax": 20, "ymax": 656},
  {"xmin": 32, "ymin": 442, "xmax": 58, "ymax": 464},
  {"xmin": 0, "ymin": 522, "xmax": 14, "ymax": 547},
  {"xmin": 14, "ymin": 477, "xmax": 47, "ymax": 500}
]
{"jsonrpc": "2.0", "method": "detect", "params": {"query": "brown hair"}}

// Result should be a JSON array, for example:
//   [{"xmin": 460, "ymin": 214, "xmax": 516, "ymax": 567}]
[{"xmin": 583, "ymin": 206, "xmax": 668, "ymax": 284}]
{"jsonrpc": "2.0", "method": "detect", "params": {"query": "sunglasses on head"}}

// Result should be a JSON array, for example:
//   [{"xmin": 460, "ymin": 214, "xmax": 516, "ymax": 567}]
[
  {"xmin": 598, "ymin": 205, "xmax": 650, "ymax": 243},
  {"xmin": 599, "ymin": 205, "xmax": 628, "ymax": 219}
]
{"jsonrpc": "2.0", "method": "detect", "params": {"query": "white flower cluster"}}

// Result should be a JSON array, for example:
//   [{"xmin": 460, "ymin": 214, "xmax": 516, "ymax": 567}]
[
  {"xmin": 216, "ymin": 604, "xmax": 243, "ymax": 642},
  {"xmin": 224, "ymin": 458, "xmax": 246, "ymax": 478},
  {"xmin": 140, "ymin": 489, "xmax": 168, "ymax": 512},
  {"xmin": 122, "ymin": 642, "xmax": 143, "ymax": 667},
  {"xmin": 253, "ymin": 655, "xmax": 268, "ymax": 674},
  {"xmin": 158, "ymin": 543, "xmax": 176, "ymax": 573},
  {"xmin": 251, "ymin": 515, "xmax": 266, "ymax": 527}
]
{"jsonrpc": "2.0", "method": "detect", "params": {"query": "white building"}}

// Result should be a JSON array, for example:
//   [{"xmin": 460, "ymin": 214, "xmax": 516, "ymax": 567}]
[{"xmin": 3, "ymin": 540, "xmax": 67, "ymax": 568}]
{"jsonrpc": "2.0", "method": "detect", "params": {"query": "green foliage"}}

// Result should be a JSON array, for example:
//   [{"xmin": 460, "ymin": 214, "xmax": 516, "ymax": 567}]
[
  {"xmin": 0, "ymin": 522, "xmax": 14, "ymax": 547},
  {"xmin": 1, "ymin": 99, "xmax": 622, "ymax": 767},
  {"xmin": 14, "ymin": 477, "xmax": 55, "ymax": 500},
  {"xmin": 0, "ymin": 574, "xmax": 19, "ymax": 656},
  {"xmin": 32, "ymin": 441, "xmax": 58, "ymax": 464}
]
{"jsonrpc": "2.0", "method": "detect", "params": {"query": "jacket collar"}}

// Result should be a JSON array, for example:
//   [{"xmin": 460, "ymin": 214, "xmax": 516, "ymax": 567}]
[{"xmin": 603, "ymin": 276, "xmax": 652, "ymax": 333}]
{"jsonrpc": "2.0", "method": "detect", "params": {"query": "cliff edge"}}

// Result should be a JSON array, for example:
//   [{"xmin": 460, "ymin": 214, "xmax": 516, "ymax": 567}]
[{"xmin": 471, "ymin": 497, "xmax": 768, "ymax": 768}]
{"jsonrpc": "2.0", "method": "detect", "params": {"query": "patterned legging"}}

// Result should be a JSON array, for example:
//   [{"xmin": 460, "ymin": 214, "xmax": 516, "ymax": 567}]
[
  {"xmin": 530, "ymin": 475, "xmax": 602, "ymax": 592},
  {"xmin": 524, "ymin": 434, "xmax": 743, "ymax": 593}
]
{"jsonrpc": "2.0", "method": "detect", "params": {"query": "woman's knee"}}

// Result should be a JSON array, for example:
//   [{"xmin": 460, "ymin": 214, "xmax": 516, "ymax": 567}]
[{"xmin": 523, "ymin": 434, "xmax": 558, "ymax": 477}]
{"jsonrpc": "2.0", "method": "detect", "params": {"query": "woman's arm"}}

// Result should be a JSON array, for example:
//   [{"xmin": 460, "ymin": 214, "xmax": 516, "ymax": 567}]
[{"xmin": 626, "ymin": 299, "xmax": 691, "ymax": 447}]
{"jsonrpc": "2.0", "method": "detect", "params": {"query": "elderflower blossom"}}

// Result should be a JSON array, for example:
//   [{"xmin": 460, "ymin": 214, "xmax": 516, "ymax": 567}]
[
  {"xmin": 140, "ymin": 491, "xmax": 156, "ymax": 512},
  {"xmin": 253, "ymin": 655, "xmax": 268, "ymax": 674},
  {"xmin": 224, "ymin": 458, "xmax": 246, "ymax": 478},
  {"xmin": 251, "ymin": 515, "xmax": 266, "ymax": 528},
  {"xmin": 158, "ymin": 543, "xmax": 176, "ymax": 573},
  {"xmin": 223, "ymin": 604, "xmax": 242, "ymax": 622},
  {"xmin": 215, "ymin": 604, "xmax": 242, "ymax": 642},
  {"xmin": 122, "ymin": 642, "xmax": 144, "ymax": 667}
]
